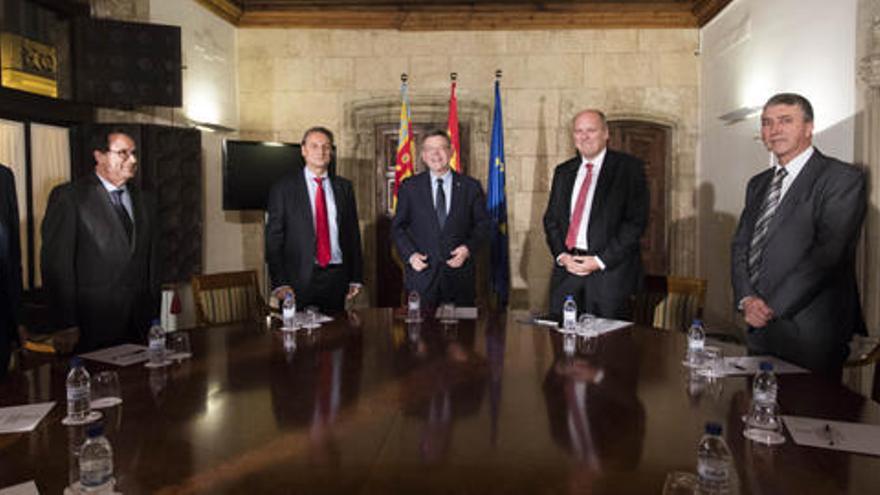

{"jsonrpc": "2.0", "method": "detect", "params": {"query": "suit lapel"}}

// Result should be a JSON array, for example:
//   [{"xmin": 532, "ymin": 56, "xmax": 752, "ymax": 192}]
[
  {"xmin": 128, "ymin": 186, "xmax": 143, "ymax": 253},
  {"xmin": 420, "ymin": 173, "xmax": 442, "ymax": 233},
  {"xmin": 765, "ymin": 152, "xmax": 823, "ymax": 239},
  {"xmin": 588, "ymin": 152, "xmax": 616, "ymax": 226},
  {"xmin": 445, "ymin": 172, "xmax": 463, "ymax": 232},
  {"xmin": 85, "ymin": 175, "xmax": 131, "ymax": 253},
  {"xmin": 331, "ymin": 177, "xmax": 344, "ymax": 227},
  {"xmin": 558, "ymin": 159, "xmax": 579, "ymax": 216}
]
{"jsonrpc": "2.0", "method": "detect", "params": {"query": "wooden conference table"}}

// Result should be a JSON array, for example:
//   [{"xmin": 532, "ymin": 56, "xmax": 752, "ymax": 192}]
[{"xmin": 1, "ymin": 309, "xmax": 879, "ymax": 494}]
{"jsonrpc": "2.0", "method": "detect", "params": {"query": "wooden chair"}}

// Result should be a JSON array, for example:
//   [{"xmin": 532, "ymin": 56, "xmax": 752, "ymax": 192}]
[
  {"xmin": 191, "ymin": 270, "xmax": 268, "ymax": 327},
  {"xmin": 631, "ymin": 275, "xmax": 707, "ymax": 333}
]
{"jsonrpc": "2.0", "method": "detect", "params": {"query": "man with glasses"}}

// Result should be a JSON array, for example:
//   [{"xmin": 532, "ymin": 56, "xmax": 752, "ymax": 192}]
[{"xmin": 42, "ymin": 128, "xmax": 160, "ymax": 351}]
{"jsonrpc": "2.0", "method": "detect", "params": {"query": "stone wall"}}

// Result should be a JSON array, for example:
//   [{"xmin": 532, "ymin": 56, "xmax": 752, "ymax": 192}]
[{"xmin": 238, "ymin": 28, "xmax": 701, "ymax": 309}]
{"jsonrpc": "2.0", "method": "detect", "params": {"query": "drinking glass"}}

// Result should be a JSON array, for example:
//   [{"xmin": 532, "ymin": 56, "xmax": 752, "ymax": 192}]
[
  {"xmin": 662, "ymin": 471, "xmax": 697, "ymax": 495},
  {"xmin": 90, "ymin": 371, "xmax": 122, "ymax": 409},
  {"xmin": 167, "ymin": 332, "xmax": 192, "ymax": 361},
  {"xmin": 303, "ymin": 306, "xmax": 321, "ymax": 329},
  {"xmin": 439, "ymin": 302, "xmax": 457, "ymax": 325},
  {"xmin": 743, "ymin": 401, "xmax": 786, "ymax": 445},
  {"xmin": 576, "ymin": 313, "xmax": 596, "ymax": 338},
  {"xmin": 698, "ymin": 346, "xmax": 725, "ymax": 378}
]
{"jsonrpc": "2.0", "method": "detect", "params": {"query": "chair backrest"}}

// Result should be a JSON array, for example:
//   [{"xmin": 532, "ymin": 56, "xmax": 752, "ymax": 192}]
[
  {"xmin": 191, "ymin": 270, "xmax": 264, "ymax": 326},
  {"xmin": 631, "ymin": 275, "xmax": 707, "ymax": 332}
]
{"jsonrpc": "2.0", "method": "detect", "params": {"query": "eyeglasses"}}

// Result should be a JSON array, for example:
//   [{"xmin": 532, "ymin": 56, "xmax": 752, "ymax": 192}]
[{"xmin": 106, "ymin": 148, "xmax": 136, "ymax": 160}]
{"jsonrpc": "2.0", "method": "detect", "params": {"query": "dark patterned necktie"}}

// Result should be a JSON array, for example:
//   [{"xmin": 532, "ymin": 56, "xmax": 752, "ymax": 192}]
[
  {"xmin": 748, "ymin": 167, "xmax": 787, "ymax": 285},
  {"xmin": 435, "ymin": 178, "xmax": 447, "ymax": 229},
  {"xmin": 110, "ymin": 189, "xmax": 133, "ymax": 243}
]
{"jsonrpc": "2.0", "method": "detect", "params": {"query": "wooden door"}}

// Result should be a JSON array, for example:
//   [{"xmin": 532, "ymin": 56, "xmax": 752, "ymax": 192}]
[{"xmin": 608, "ymin": 121, "xmax": 669, "ymax": 275}]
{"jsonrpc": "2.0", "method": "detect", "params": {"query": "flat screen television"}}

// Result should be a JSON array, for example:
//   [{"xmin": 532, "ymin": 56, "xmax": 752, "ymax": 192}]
[
  {"xmin": 223, "ymin": 140, "xmax": 301, "ymax": 210},
  {"xmin": 222, "ymin": 139, "xmax": 338, "ymax": 211}
]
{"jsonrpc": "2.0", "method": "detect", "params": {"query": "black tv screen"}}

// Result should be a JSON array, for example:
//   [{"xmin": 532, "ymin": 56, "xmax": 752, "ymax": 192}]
[{"xmin": 223, "ymin": 140, "xmax": 303, "ymax": 211}]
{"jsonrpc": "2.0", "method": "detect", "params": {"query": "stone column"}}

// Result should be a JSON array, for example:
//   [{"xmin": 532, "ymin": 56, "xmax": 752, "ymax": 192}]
[{"xmin": 858, "ymin": 12, "xmax": 880, "ymax": 334}]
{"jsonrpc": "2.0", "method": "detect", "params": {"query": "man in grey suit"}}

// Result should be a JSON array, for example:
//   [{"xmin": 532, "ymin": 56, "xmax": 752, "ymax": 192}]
[
  {"xmin": 731, "ymin": 93, "xmax": 867, "ymax": 379},
  {"xmin": 42, "ymin": 129, "xmax": 160, "ymax": 352}
]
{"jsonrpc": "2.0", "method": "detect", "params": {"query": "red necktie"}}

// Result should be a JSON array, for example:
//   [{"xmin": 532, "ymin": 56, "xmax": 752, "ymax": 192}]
[
  {"xmin": 314, "ymin": 177, "xmax": 331, "ymax": 267},
  {"xmin": 565, "ymin": 163, "xmax": 594, "ymax": 250}
]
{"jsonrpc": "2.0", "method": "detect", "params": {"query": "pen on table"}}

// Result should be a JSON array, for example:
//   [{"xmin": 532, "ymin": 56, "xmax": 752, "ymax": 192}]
[
  {"xmin": 824, "ymin": 423, "xmax": 835, "ymax": 446},
  {"xmin": 112, "ymin": 349, "xmax": 147, "ymax": 361}
]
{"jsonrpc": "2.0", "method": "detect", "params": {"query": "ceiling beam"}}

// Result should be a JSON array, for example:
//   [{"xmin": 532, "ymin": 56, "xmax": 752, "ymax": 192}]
[
  {"xmin": 238, "ymin": 3, "xmax": 701, "ymax": 30},
  {"xmin": 194, "ymin": 0, "xmax": 244, "ymax": 25},
  {"xmin": 692, "ymin": 0, "xmax": 734, "ymax": 26}
]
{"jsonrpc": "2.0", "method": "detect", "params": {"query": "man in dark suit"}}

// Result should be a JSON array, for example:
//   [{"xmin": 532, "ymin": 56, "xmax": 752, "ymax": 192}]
[
  {"xmin": 42, "ymin": 129, "xmax": 160, "ymax": 352},
  {"xmin": 266, "ymin": 127, "xmax": 363, "ymax": 313},
  {"xmin": 1, "ymin": 164, "xmax": 22, "ymax": 375},
  {"xmin": 731, "ymin": 93, "xmax": 866, "ymax": 379},
  {"xmin": 543, "ymin": 110, "xmax": 649, "ymax": 319},
  {"xmin": 391, "ymin": 130, "xmax": 491, "ymax": 307}
]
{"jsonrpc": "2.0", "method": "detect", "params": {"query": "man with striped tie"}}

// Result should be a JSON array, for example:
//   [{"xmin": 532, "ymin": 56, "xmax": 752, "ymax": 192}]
[{"xmin": 731, "ymin": 93, "xmax": 867, "ymax": 379}]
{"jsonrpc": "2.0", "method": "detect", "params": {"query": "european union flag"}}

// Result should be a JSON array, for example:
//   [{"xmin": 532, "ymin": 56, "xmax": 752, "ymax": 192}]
[{"xmin": 487, "ymin": 78, "xmax": 509, "ymax": 307}]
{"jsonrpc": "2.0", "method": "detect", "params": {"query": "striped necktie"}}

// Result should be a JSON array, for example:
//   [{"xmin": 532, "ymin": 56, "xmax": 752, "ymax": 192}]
[{"xmin": 748, "ymin": 167, "xmax": 788, "ymax": 286}]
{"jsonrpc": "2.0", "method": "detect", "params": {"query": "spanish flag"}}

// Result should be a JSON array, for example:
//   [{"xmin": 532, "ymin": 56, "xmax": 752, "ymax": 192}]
[
  {"xmin": 447, "ymin": 77, "xmax": 461, "ymax": 172},
  {"xmin": 393, "ymin": 78, "xmax": 415, "ymax": 212}
]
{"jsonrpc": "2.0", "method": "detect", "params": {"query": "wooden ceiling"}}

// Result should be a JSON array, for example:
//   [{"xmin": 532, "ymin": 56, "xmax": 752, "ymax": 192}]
[{"xmin": 194, "ymin": 0, "xmax": 733, "ymax": 29}]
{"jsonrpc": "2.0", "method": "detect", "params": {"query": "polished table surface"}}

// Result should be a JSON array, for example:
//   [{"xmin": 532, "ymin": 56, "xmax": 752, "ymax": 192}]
[{"xmin": 1, "ymin": 309, "xmax": 879, "ymax": 494}]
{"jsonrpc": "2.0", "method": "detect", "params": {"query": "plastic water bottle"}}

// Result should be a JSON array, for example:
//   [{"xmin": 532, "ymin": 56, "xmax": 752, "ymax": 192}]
[
  {"xmin": 697, "ymin": 422, "xmax": 736, "ymax": 495},
  {"xmin": 687, "ymin": 319, "xmax": 706, "ymax": 366},
  {"xmin": 148, "ymin": 319, "xmax": 166, "ymax": 365},
  {"xmin": 407, "ymin": 291, "xmax": 421, "ymax": 321},
  {"xmin": 282, "ymin": 293, "xmax": 297, "ymax": 328},
  {"xmin": 562, "ymin": 295, "xmax": 577, "ymax": 332},
  {"xmin": 66, "ymin": 357, "xmax": 91, "ymax": 422},
  {"xmin": 753, "ymin": 361, "xmax": 778, "ymax": 405},
  {"xmin": 79, "ymin": 423, "xmax": 113, "ymax": 491}
]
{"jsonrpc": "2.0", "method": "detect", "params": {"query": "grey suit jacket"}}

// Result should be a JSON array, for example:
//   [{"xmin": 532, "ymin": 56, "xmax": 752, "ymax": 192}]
[
  {"xmin": 731, "ymin": 149, "xmax": 866, "ymax": 373},
  {"xmin": 41, "ymin": 173, "xmax": 160, "ymax": 351}
]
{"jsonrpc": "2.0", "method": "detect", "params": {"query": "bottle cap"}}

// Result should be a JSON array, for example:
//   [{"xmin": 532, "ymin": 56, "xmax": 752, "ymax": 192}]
[
  {"xmin": 759, "ymin": 361, "xmax": 774, "ymax": 371},
  {"xmin": 151, "ymin": 318, "xmax": 161, "ymax": 327},
  {"xmin": 86, "ymin": 423, "xmax": 104, "ymax": 438},
  {"xmin": 69, "ymin": 356, "xmax": 83, "ymax": 368},
  {"xmin": 692, "ymin": 319, "xmax": 703, "ymax": 326},
  {"xmin": 565, "ymin": 295, "xmax": 574, "ymax": 301},
  {"xmin": 705, "ymin": 422, "xmax": 722, "ymax": 435}
]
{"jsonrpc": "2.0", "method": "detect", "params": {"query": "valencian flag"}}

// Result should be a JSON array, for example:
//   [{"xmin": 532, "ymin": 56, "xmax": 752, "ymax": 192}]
[
  {"xmin": 487, "ymin": 74, "xmax": 509, "ymax": 307},
  {"xmin": 447, "ymin": 74, "xmax": 461, "ymax": 172},
  {"xmin": 393, "ymin": 76, "xmax": 416, "ymax": 212}
]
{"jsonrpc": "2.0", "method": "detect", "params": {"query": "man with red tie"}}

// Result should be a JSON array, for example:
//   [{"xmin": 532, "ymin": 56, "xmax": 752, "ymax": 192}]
[
  {"xmin": 265, "ymin": 127, "xmax": 363, "ymax": 313},
  {"xmin": 543, "ymin": 110, "xmax": 649, "ymax": 319}
]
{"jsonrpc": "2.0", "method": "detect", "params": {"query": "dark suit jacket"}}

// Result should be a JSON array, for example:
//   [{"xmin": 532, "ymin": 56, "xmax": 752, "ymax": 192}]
[
  {"xmin": 543, "ymin": 149, "xmax": 649, "ymax": 307},
  {"xmin": 41, "ymin": 173, "xmax": 160, "ymax": 351},
  {"xmin": 265, "ymin": 170, "xmax": 364, "ymax": 297},
  {"xmin": 391, "ymin": 171, "xmax": 491, "ymax": 306},
  {"xmin": 1, "ymin": 164, "xmax": 22, "ymax": 371},
  {"xmin": 731, "ymin": 149, "xmax": 866, "ymax": 375}
]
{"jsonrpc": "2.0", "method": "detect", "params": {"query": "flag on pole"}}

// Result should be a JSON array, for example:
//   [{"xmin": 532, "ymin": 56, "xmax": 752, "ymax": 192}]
[
  {"xmin": 393, "ymin": 76, "xmax": 416, "ymax": 212},
  {"xmin": 487, "ymin": 74, "xmax": 509, "ymax": 307},
  {"xmin": 447, "ymin": 74, "xmax": 461, "ymax": 172}
]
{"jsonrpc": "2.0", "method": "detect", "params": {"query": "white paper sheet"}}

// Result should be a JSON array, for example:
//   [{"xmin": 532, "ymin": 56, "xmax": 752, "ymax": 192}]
[
  {"xmin": 0, "ymin": 481, "xmax": 39, "ymax": 495},
  {"xmin": 592, "ymin": 318, "xmax": 633, "ymax": 336},
  {"xmin": 721, "ymin": 355, "xmax": 808, "ymax": 376},
  {"xmin": 0, "ymin": 402, "xmax": 55, "ymax": 434},
  {"xmin": 80, "ymin": 343, "xmax": 149, "ymax": 366},
  {"xmin": 782, "ymin": 416, "xmax": 880, "ymax": 456},
  {"xmin": 433, "ymin": 307, "xmax": 478, "ymax": 320}
]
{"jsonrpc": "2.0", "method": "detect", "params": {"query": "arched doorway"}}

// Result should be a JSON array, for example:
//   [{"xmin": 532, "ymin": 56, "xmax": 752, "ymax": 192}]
[{"xmin": 608, "ymin": 120, "xmax": 670, "ymax": 275}]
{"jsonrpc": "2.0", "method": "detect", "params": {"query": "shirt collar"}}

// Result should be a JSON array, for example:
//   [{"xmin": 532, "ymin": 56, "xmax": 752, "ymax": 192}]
[
  {"xmin": 95, "ymin": 172, "xmax": 126, "ymax": 193},
  {"xmin": 770, "ymin": 146, "xmax": 814, "ymax": 176},
  {"xmin": 580, "ymin": 147, "xmax": 607, "ymax": 169},
  {"xmin": 429, "ymin": 169, "xmax": 452, "ymax": 181},
  {"xmin": 304, "ymin": 166, "xmax": 329, "ymax": 182}
]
